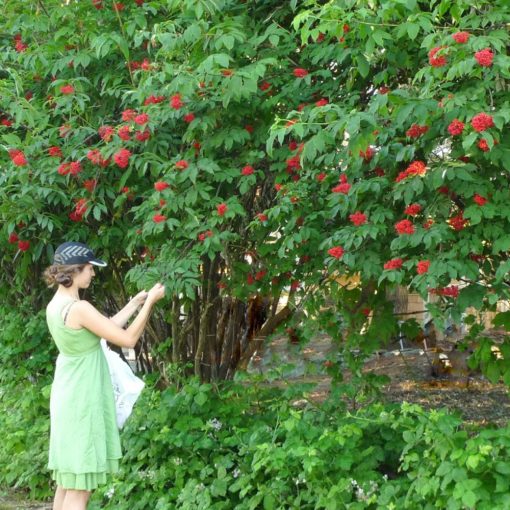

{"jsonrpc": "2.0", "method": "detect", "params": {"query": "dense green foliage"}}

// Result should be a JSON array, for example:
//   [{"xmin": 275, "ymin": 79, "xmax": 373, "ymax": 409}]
[
  {"xmin": 0, "ymin": 302, "xmax": 55, "ymax": 498},
  {"xmin": 94, "ymin": 384, "xmax": 510, "ymax": 509}
]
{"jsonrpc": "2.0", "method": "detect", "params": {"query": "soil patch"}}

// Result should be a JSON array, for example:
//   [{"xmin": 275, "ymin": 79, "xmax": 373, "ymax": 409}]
[{"xmin": 249, "ymin": 332, "xmax": 510, "ymax": 427}]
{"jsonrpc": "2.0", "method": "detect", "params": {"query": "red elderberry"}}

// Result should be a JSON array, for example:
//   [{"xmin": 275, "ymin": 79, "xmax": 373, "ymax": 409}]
[
  {"xmin": 9, "ymin": 149, "xmax": 27, "ymax": 166},
  {"xmin": 478, "ymin": 139, "xmax": 490, "ymax": 152},
  {"xmin": 359, "ymin": 147, "xmax": 375, "ymax": 162},
  {"xmin": 429, "ymin": 46, "xmax": 447, "ymax": 67},
  {"xmin": 217, "ymin": 203, "xmax": 227, "ymax": 216},
  {"xmin": 475, "ymin": 48, "xmax": 494, "ymax": 67},
  {"xmin": 448, "ymin": 212, "xmax": 468, "ymax": 231},
  {"xmin": 416, "ymin": 260, "xmax": 430, "ymax": 275},
  {"xmin": 332, "ymin": 182, "xmax": 351, "ymax": 194},
  {"xmin": 406, "ymin": 124, "xmax": 429, "ymax": 138},
  {"xmin": 118, "ymin": 125, "xmax": 131, "ymax": 141},
  {"xmin": 98, "ymin": 125, "xmax": 114, "ymax": 141},
  {"xmin": 327, "ymin": 246, "xmax": 344, "ymax": 259},
  {"xmin": 170, "ymin": 94, "xmax": 183, "ymax": 109},
  {"xmin": 135, "ymin": 129, "xmax": 151, "ymax": 142},
  {"xmin": 349, "ymin": 211, "xmax": 367, "ymax": 226},
  {"xmin": 293, "ymin": 68, "xmax": 308, "ymax": 78},
  {"xmin": 134, "ymin": 113, "xmax": 149, "ymax": 125},
  {"xmin": 404, "ymin": 204, "xmax": 421, "ymax": 216},
  {"xmin": 48, "ymin": 146, "xmax": 63, "ymax": 158},
  {"xmin": 60, "ymin": 84, "xmax": 74, "ymax": 95},
  {"xmin": 175, "ymin": 160, "xmax": 188, "ymax": 170},
  {"xmin": 154, "ymin": 181, "xmax": 170, "ymax": 192},
  {"xmin": 473, "ymin": 193, "xmax": 487, "ymax": 206},
  {"xmin": 452, "ymin": 32, "xmax": 470, "ymax": 44},
  {"xmin": 395, "ymin": 219, "xmax": 415, "ymax": 235},
  {"xmin": 447, "ymin": 119, "xmax": 465, "ymax": 136},
  {"xmin": 471, "ymin": 113, "xmax": 494, "ymax": 132},
  {"xmin": 384, "ymin": 258, "xmax": 403, "ymax": 270},
  {"xmin": 83, "ymin": 179, "xmax": 98, "ymax": 193},
  {"xmin": 113, "ymin": 148, "xmax": 132, "ymax": 169}
]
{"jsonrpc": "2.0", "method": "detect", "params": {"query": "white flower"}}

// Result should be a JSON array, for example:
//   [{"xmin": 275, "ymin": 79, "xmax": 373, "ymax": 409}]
[
  {"xmin": 233, "ymin": 468, "xmax": 241, "ymax": 478},
  {"xmin": 106, "ymin": 487, "xmax": 115, "ymax": 499},
  {"xmin": 208, "ymin": 418, "xmax": 223, "ymax": 431}
]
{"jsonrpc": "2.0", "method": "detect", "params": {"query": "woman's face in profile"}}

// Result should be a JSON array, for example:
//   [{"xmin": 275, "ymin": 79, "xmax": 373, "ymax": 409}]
[{"xmin": 78, "ymin": 263, "xmax": 95, "ymax": 288}]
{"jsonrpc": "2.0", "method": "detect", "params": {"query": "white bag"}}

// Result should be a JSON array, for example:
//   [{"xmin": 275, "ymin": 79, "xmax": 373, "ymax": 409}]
[{"xmin": 100, "ymin": 339, "xmax": 145, "ymax": 429}]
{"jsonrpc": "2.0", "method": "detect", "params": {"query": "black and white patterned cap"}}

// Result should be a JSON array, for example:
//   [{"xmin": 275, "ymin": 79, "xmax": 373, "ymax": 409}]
[{"xmin": 53, "ymin": 241, "xmax": 107, "ymax": 267}]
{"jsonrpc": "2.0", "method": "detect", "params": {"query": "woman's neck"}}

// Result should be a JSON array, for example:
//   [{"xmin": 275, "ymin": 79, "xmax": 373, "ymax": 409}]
[{"xmin": 55, "ymin": 287, "xmax": 80, "ymax": 300}]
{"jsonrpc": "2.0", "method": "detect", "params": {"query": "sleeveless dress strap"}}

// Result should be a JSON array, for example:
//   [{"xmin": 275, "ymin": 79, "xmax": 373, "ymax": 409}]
[{"xmin": 61, "ymin": 299, "xmax": 78, "ymax": 326}]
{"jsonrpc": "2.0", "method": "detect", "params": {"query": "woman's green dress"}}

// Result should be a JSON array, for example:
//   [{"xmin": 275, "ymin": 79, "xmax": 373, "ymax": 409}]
[{"xmin": 46, "ymin": 296, "xmax": 122, "ymax": 490}]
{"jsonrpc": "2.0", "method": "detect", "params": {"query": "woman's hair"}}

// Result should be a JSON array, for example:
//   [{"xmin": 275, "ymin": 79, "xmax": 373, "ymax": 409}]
[{"xmin": 42, "ymin": 264, "xmax": 87, "ymax": 288}]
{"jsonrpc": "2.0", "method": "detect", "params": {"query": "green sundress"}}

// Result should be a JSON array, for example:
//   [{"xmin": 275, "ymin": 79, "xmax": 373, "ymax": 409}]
[{"xmin": 46, "ymin": 296, "xmax": 122, "ymax": 490}]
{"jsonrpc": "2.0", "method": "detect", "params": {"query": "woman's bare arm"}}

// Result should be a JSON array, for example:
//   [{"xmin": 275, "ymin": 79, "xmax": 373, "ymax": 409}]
[
  {"xmin": 73, "ymin": 299, "xmax": 155, "ymax": 348},
  {"xmin": 109, "ymin": 300, "xmax": 140, "ymax": 328}
]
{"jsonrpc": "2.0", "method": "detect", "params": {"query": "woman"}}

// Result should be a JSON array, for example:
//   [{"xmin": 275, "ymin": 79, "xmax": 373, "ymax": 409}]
[{"xmin": 43, "ymin": 241, "xmax": 165, "ymax": 510}]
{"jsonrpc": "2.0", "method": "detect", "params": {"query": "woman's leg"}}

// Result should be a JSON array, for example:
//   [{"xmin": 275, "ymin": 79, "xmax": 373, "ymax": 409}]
[
  {"xmin": 62, "ymin": 489, "xmax": 91, "ymax": 510},
  {"xmin": 53, "ymin": 485, "xmax": 67, "ymax": 510}
]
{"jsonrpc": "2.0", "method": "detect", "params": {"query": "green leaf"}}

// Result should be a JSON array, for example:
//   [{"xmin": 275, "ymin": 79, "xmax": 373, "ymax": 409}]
[
  {"xmin": 485, "ymin": 361, "xmax": 501, "ymax": 383},
  {"xmin": 356, "ymin": 55, "xmax": 370, "ymax": 78},
  {"xmin": 111, "ymin": 34, "xmax": 130, "ymax": 62},
  {"xmin": 223, "ymin": 34, "xmax": 235, "ymax": 50},
  {"xmin": 462, "ymin": 490, "xmax": 477, "ymax": 508},
  {"xmin": 214, "ymin": 53, "xmax": 231, "ymax": 68},
  {"xmin": 493, "ymin": 236, "xmax": 510, "ymax": 254},
  {"xmin": 466, "ymin": 455, "xmax": 480, "ymax": 470},
  {"xmin": 93, "ymin": 205, "xmax": 102, "ymax": 221},
  {"xmin": 495, "ymin": 461, "xmax": 510, "ymax": 475},
  {"xmin": 372, "ymin": 30, "xmax": 389, "ymax": 46},
  {"xmin": 263, "ymin": 493, "xmax": 276, "ymax": 510},
  {"xmin": 493, "ymin": 311, "xmax": 510, "ymax": 330},
  {"xmin": 194, "ymin": 391, "xmax": 207, "ymax": 406},
  {"xmin": 462, "ymin": 132, "xmax": 478, "ymax": 151},
  {"xmin": 495, "ymin": 260, "xmax": 510, "ymax": 283},
  {"xmin": 406, "ymin": 23, "xmax": 420, "ymax": 40}
]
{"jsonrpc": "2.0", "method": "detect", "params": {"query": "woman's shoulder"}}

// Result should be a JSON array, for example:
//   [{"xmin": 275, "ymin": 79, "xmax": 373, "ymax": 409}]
[{"xmin": 71, "ymin": 299, "xmax": 100, "ymax": 319}]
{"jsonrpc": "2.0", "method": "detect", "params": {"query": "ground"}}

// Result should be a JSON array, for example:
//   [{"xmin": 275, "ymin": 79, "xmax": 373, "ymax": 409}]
[
  {"xmin": 0, "ymin": 491, "xmax": 51, "ymax": 510},
  {"xmin": 248, "ymin": 331, "xmax": 510, "ymax": 427}
]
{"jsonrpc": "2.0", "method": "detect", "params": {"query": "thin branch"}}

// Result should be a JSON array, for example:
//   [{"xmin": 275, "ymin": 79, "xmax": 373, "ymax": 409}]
[{"xmin": 37, "ymin": 0, "xmax": 50, "ymax": 17}]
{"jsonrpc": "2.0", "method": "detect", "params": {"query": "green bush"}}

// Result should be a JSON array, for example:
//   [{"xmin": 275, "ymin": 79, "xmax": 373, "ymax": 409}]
[
  {"xmin": 90, "ymin": 378, "xmax": 408, "ymax": 510},
  {"xmin": 399, "ymin": 406, "xmax": 510, "ymax": 510},
  {"xmin": 87, "ymin": 380, "xmax": 510, "ymax": 510},
  {"xmin": 0, "ymin": 302, "xmax": 55, "ymax": 499}
]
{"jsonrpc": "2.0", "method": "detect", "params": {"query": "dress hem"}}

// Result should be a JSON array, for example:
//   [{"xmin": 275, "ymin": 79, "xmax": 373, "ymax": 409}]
[{"xmin": 50, "ymin": 458, "xmax": 121, "ymax": 491}]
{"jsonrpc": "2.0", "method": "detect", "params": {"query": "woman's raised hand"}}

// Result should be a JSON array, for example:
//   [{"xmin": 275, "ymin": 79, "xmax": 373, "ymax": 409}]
[
  {"xmin": 147, "ymin": 282, "xmax": 165, "ymax": 303},
  {"xmin": 130, "ymin": 290, "xmax": 149, "ymax": 308}
]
